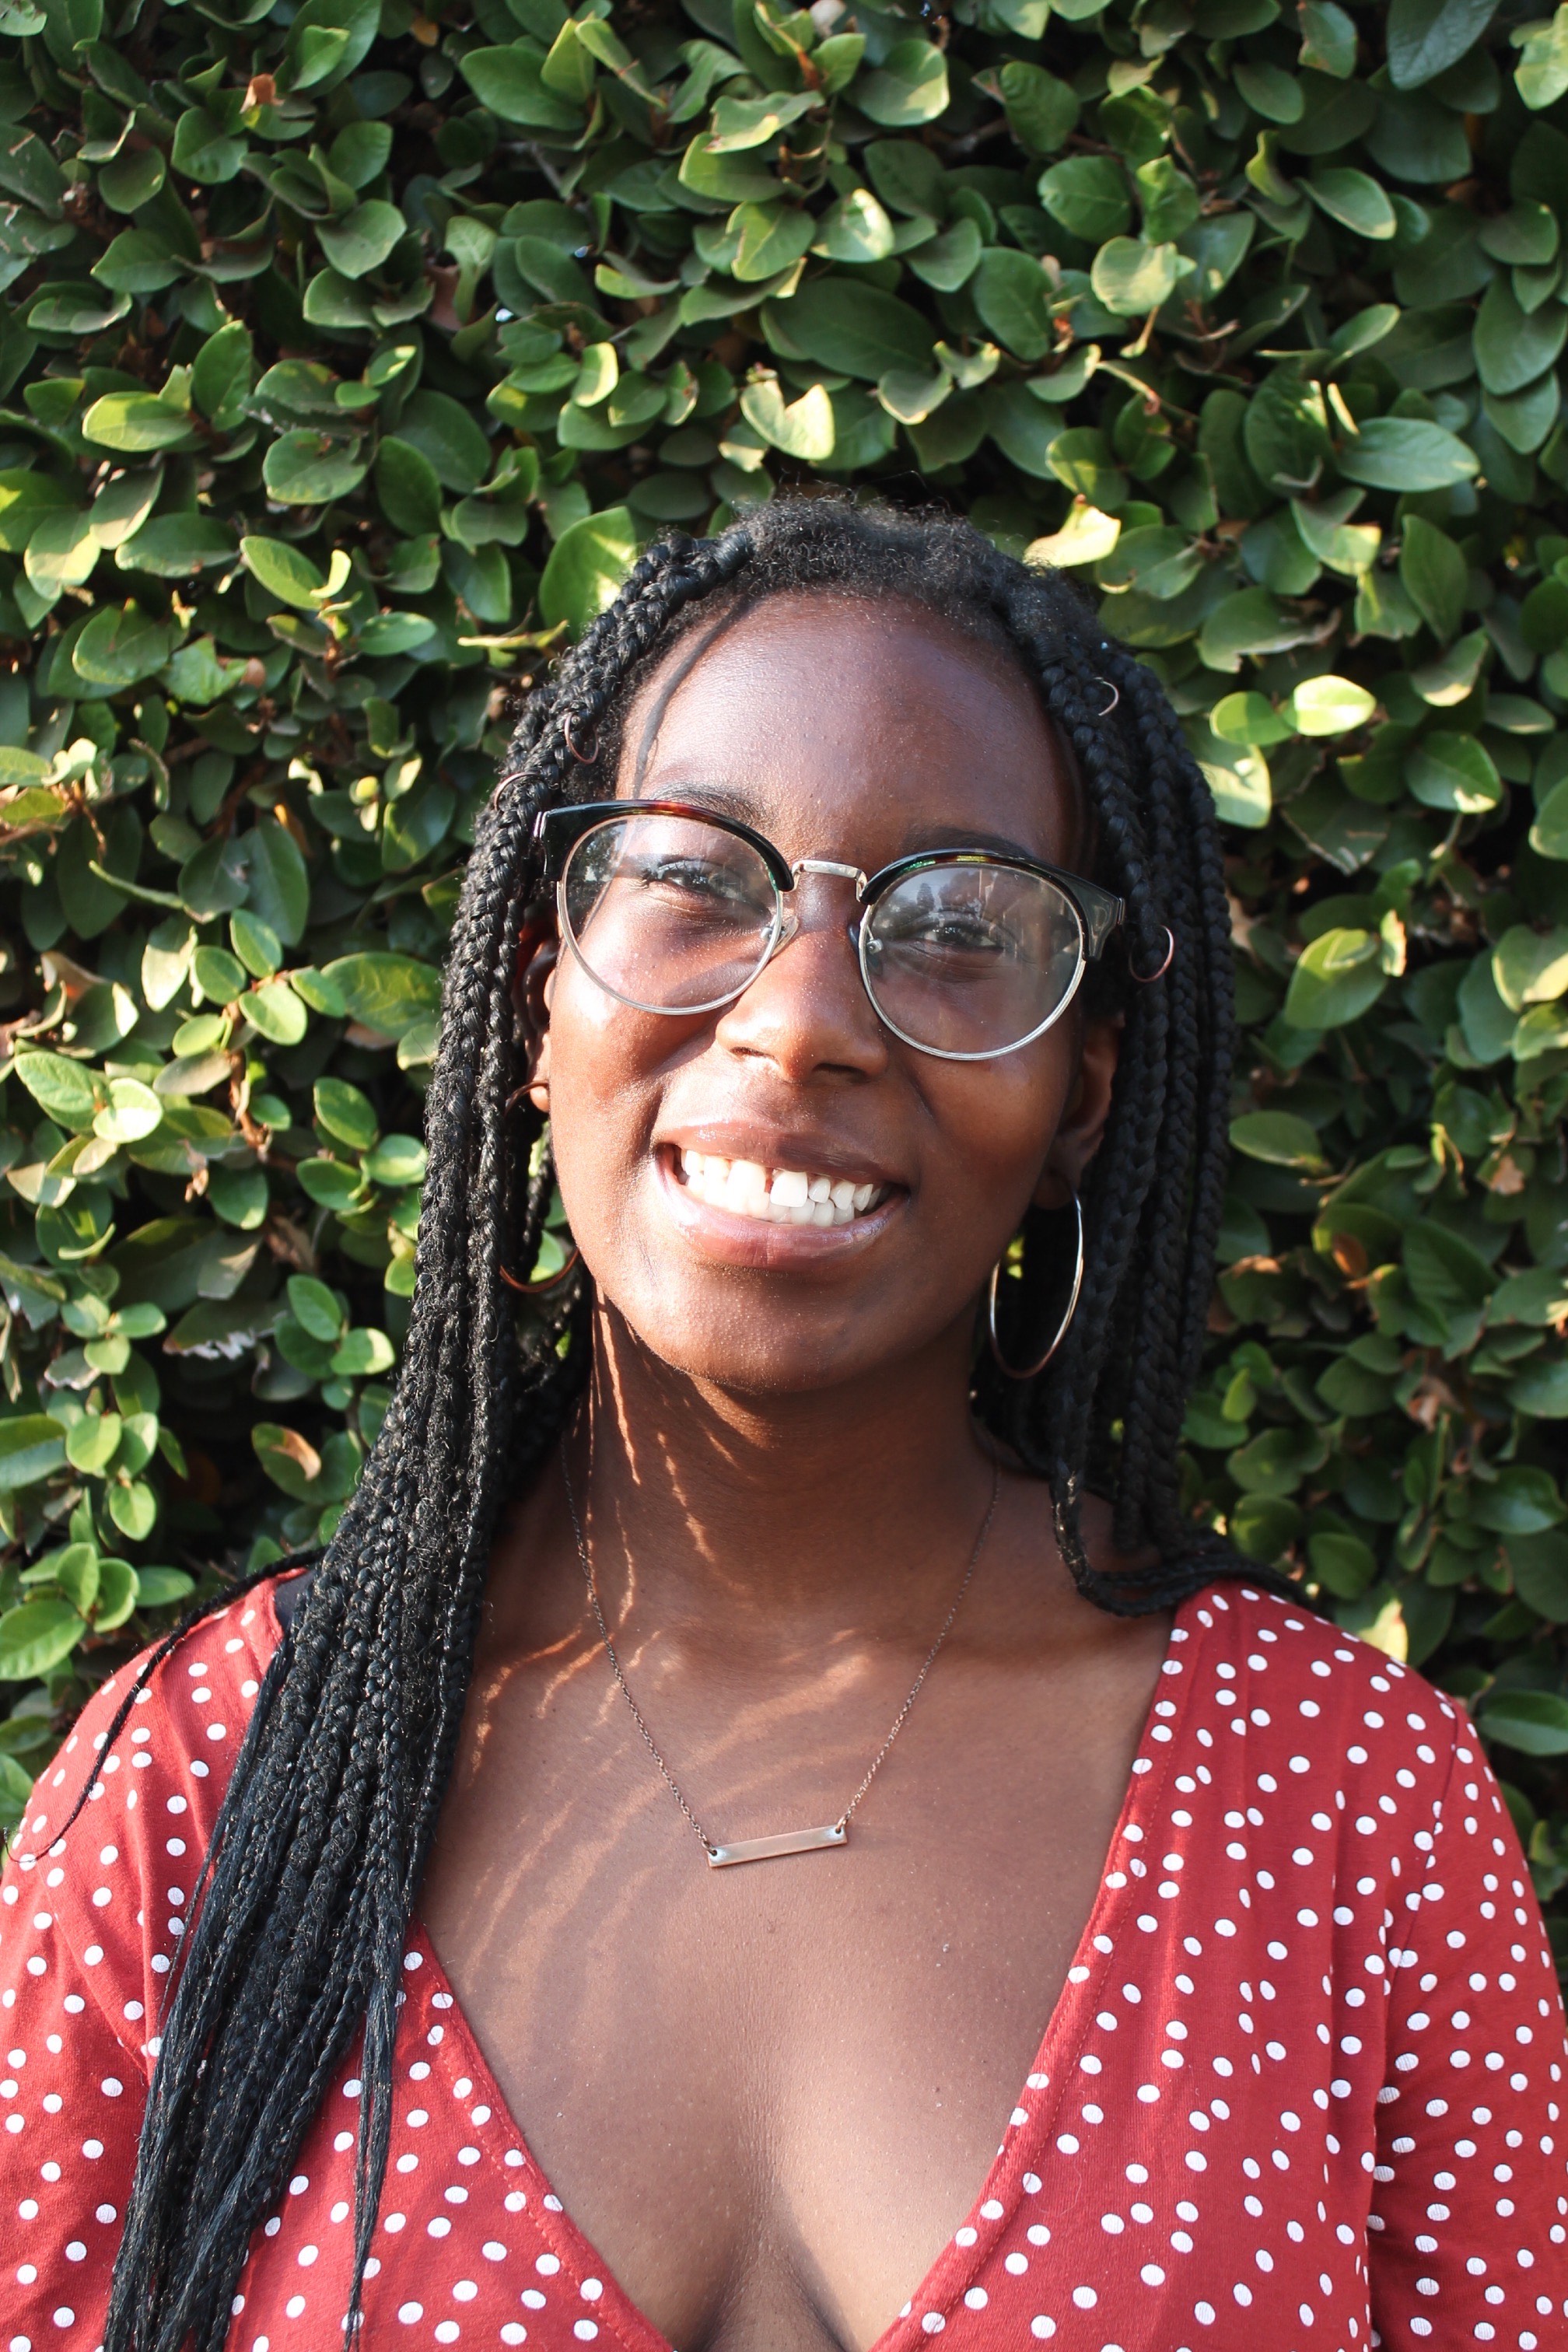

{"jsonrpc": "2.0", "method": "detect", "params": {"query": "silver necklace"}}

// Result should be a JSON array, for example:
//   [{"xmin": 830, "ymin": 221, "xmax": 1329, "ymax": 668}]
[{"xmin": 560, "ymin": 1440, "xmax": 1000, "ymax": 1870}]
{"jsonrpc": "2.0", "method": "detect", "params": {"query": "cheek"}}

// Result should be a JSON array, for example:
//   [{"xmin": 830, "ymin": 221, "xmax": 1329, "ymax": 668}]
[
  {"xmin": 540, "ymin": 968, "xmax": 674, "ymax": 1213},
  {"xmin": 919, "ymin": 1036, "xmax": 1078, "ymax": 1204}
]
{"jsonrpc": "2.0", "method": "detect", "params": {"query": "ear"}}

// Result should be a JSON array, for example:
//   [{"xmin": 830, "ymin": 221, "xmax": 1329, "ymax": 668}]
[
  {"xmin": 1034, "ymin": 1013, "xmax": 1121, "ymax": 1209},
  {"xmin": 511, "ymin": 908, "xmax": 558, "ymax": 1115}
]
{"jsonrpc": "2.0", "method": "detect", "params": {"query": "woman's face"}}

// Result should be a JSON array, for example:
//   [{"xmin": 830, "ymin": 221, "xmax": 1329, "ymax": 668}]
[{"xmin": 527, "ymin": 592, "xmax": 1119, "ymax": 1395}]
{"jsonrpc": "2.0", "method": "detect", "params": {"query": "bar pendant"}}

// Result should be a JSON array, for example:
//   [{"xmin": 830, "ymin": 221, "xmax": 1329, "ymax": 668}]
[{"xmin": 705, "ymin": 1823, "xmax": 848, "ymax": 1868}]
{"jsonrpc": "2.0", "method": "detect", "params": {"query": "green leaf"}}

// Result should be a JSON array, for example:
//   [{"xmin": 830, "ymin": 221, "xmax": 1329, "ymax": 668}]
[
  {"xmin": 1492, "ymin": 923, "xmax": 1568, "ymax": 1009},
  {"xmin": 731, "ymin": 201, "xmax": 814, "ymax": 283},
  {"xmin": 134, "ymin": 1566, "xmax": 195, "ymax": 1608},
  {"xmin": 0, "ymin": 1415, "xmax": 68, "ymax": 1491},
  {"xmin": 247, "ymin": 979, "xmax": 308, "ymax": 1045},
  {"xmin": 1288, "ymin": 675, "xmax": 1376, "ymax": 735},
  {"xmin": 1229, "ymin": 1110, "xmax": 1332, "ymax": 1171},
  {"xmin": 288, "ymin": 1273, "xmax": 345, "ymax": 1342},
  {"xmin": 93, "ymin": 1078, "xmax": 161, "ymax": 1144},
  {"xmin": 1408, "ymin": 730, "xmax": 1503, "ymax": 812},
  {"xmin": 739, "ymin": 377, "xmax": 835, "ymax": 460},
  {"xmin": 709, "ymin": 90, "xmax": 817, "ymax": 149},
  {"xmin": 240, "ymin": 537, "xmax": 316, "ymax": 611},
  {"xmin": 320, "ymin": 950, "xmax": 443, "ymax": 1038},
  {"xmin": 376, "ymin": 437, "xmax": 443, "ymax": 536},
  {"xmin": 81, "ymin": 391, "xmax": 198, "ymax": 453},
  {"xmin": 170, "ymin": 105, "xmax": 246, "ymax": 184},
  {"xmin": 814, "ymin": 189, "xmax": 895, "ymax": 265},
  {"xmin": 1405, "ymin": 1218, "xmax": 1494, "ymax": 1311},
  {"xmin": 313, "ymin": 1076, "xmax": 379, "ymax": 1150},
  {"xmin": 1307, "ymin": 1531, "xmax": 1377, "ymax": 1598},
  {"xmin": 999, "ymin": 61, "xmax": 1079, "ymax": 157},
  {"xmin": 1045, "ymin": 426, "xmax": 1124, "ymax": 507},
  {"xmin": 117, "ymin": 515, "xmax": 237, "ymax": 578},
  {"xmin": 1472, "ymin": 1466, "xmax": 1565, "ymax": 1533},
  {"xmin": 1299, "ymin": 0, "xmax": 1358, "ymax": 76},
  {"xmin": 1388, "ymin": 0, "xmax": 1496, "ymax": 89},
  {"xmin": 1283, "ymin": 928, "xmax": 1387, "ymax": 1028},
  {"xmin": 1234, "ymin": 61, "xmax": 1303, "ymax": 120},
  {"xmin": 1038, "ymin": 156, "xmax": 1132, "ymax": 244},
  {"xmin": 1515, "ymin": 3, "xmax": 1568, "ymax": 109},
  {"xmin": 93, "ymin": 228, "xmax": 184, "ymax": 295},
  {"xmin": 263, "ymin": 432, "xmax": 369, "ymax": 505},
  {"xmin": 1478, "ymin": 1688, "xmax": 1568, "ymax": 1755},
  {"xmin": 1336, "ymin": 418, "xmax": 1479, "ymax": 491},
  {"xmin": 0, "ymin": 472, "xmax": 75, "ymax": 554},
  {"xmin": 1529, "ymin": 775, "xmax": 1568, "ymax": 859},
  {"xmin": 768, "ymin": 278, "xmax": 933, "ymax": 379},
  {"xmin": 65, "ymin": 1413, "xmax": 120, "ymax": 1475},
  {"xmin": 1473, "ymin": 278, "xmax": 1568, "ymax": 396},
  {"xmin": 318, "ymin": 201, "xmax": 405, "ymax": 280},
  {"xmin": 252, "ymin": 1421, "xmax": 326, "ymax": 1500},
  {"xmin": 1307, "ymin": 168, "xmax": 1397, "ymax": 240},
  {"xmin": 362, "ymin": 1133, "xmax": 426, "ymax": 1186},
  {"xmin": 243, "ymin": 818, "xmax": 310, "ymax": 947},
  {"xmin": 856, "ymin": 38, "xmax": 948, "ymax": 128},
  {"xmin": 537, "ymin": 505, "xmax": 638, "ymax": 635},
  {"xmin": 971, "ymin": 248, "xmax": 1055, "ymax": 359},
  {"xmin": 0, "ymin": 1598, "xmax": 85, "ymax": 1679},
  {"xmin": 396, "ymin": 392, "xmax": 492, "ymax": 495},
  {"xmin": 331, "ymin": 1325, "xmax": 396, "ymax": 1375},
  {"xmin": 1399, "ymin": 514, "xmax": 1467, "ymax": 641},
  {"xmin": 459, "ymin": 43, "xmax": 586, "ymax": 128},
  {"xmin": 13, "ymin": 1050, "xmax": 99, "ymax": 1129}
]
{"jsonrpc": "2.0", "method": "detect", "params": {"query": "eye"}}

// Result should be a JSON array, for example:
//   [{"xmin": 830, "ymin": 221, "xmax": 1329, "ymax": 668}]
[
  {"xmin": 635, "ymin": 855, "xmax": 758, "ymax": 910},
  {"xmin": 875, "ymin": 888, "xmax": 1014, "ymax": 958}
]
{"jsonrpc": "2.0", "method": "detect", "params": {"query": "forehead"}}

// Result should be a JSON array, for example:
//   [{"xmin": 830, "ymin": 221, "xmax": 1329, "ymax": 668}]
[{"xmin": 616, "ymin": 590, "xmax": 1077, "ymax": 863}]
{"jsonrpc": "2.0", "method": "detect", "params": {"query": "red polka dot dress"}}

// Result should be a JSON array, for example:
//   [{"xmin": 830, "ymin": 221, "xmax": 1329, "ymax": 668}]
[{"xmin": 2, "ymin": 1575, "xmax": 1566, "ymax": 2351}]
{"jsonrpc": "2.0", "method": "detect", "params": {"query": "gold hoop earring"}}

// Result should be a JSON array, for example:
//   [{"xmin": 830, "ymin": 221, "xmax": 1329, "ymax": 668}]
[{"xmin": 987, "ymin": 1195, "xmax": 1084, "ymax": 1381}]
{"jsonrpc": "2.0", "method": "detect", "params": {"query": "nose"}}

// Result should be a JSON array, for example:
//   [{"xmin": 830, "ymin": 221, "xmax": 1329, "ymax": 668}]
[{"xmin": 712, "ymin": 872, "xmax": 890, "ymax": 1083}]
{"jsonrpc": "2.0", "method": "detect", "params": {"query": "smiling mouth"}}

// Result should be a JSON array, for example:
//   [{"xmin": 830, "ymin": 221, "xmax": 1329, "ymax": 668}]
[{"xmin": 674, "ymin": 1150, "xmax": 891, "ymax": 1228}]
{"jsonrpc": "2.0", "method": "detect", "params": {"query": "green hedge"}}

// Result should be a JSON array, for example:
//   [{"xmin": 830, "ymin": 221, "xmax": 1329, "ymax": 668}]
[{"xmin": 0, "ymin": 0, "xmax": 1564, "ymax": 1962}]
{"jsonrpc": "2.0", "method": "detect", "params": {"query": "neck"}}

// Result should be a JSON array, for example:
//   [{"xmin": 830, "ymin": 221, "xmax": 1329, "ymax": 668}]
[{"xmin": 563, "ymin": 1298, "xmax": 1006, "ymax": 1651}]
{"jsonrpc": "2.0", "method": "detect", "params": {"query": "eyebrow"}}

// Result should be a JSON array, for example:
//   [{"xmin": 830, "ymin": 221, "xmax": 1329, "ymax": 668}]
[{"xmin": 627, "ymin": 786, "xmax": 1050, "ymax": 868}]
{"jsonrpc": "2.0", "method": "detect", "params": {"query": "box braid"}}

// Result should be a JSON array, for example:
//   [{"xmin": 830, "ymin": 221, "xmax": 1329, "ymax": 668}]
[{"xmin": 94, "ymin": 499, "xmax": 1285, "ymax": 2352}]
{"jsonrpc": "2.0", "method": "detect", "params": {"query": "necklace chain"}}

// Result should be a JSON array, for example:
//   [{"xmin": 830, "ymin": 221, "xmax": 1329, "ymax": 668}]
[{"xmin": 559, "ymin": 1439, "xmax": 1000, "ymax": 1863}]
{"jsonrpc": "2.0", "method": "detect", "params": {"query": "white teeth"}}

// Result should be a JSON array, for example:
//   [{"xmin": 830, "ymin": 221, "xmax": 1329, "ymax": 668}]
[{"xmin": 675, "ymin": 1153, "xmax": 884, "ymax": 1227}]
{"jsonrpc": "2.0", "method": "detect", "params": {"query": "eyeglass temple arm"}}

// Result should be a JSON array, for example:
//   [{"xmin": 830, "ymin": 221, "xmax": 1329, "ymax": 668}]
[{"xmin": 1075, "ymin": 880, "xmax": 1125, "ymax": 960}]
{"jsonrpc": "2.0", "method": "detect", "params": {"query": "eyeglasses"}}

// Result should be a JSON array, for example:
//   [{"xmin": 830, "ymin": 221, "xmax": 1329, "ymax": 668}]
[{"xmin": 532, "ymin": 801, "xmax": 1124, "ymax": 1063}]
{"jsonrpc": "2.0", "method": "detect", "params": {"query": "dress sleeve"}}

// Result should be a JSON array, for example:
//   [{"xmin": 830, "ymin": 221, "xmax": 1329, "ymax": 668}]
[
  {"xmin": 1368, "ymin": 1705, "xmax": 1568, "ymax": 2350},
  {"xmin": 0, "ymin": 1843, "xmax": 146, "ymax": 2347}
]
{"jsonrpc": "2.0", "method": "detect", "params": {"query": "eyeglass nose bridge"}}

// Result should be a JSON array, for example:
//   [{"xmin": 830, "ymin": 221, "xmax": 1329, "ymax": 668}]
[{"xmin": 791, "ymin": 857, "xmax": 867, "ymax": 895}]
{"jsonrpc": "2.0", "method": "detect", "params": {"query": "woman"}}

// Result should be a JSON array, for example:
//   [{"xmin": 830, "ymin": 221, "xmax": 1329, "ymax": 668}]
[{"xmin": 2, "ymin": 502, "xmax": 1563, "ymax": 2352}]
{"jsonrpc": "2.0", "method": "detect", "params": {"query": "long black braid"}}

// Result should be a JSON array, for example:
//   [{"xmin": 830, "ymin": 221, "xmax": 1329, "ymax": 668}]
[{"xmin": 93, "ymin": 499, "xmax": 1283, "ymax": 2351}]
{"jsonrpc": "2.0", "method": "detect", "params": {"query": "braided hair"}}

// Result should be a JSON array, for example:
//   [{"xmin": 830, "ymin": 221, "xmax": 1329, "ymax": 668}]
[{"xmin": 96, "ymin": 499, "xmax": 1279, "ymax": 2350}]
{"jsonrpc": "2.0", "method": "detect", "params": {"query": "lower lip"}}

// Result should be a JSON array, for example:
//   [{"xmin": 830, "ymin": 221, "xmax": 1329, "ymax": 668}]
[{"xmin": 654, "ymin": 1153, "xmax": 905, "ymax": 1269}]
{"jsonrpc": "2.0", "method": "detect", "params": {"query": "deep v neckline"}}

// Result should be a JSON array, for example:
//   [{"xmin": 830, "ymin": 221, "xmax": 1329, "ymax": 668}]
[{"xmin": 410, "ymin": 1597, "xmax": 1198, "ymax": 2352}]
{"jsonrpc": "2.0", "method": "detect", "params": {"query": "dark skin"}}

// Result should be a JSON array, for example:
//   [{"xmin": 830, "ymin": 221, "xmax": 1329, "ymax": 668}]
[{"xmin": 422, "ymin": 595, "xmax": 1174, "ymax": 2352}]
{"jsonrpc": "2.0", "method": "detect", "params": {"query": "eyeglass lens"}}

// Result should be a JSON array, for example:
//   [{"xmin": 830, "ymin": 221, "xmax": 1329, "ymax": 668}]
[{"xmin": 561, "ymin": 814, "xmax": 1086, "ymax": 1056}]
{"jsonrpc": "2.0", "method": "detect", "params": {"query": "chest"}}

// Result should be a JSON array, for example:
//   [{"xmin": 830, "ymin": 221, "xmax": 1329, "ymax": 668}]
[{"xmin": 418, "ymin": 1630, "xmax": 1163, "ymax": 2350}]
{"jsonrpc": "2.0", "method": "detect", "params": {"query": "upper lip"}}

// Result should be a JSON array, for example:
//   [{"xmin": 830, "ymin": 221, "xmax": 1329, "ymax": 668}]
[{"xmin": 657, "ymin": 1126, "xmax": 905, "ymax": 1191}]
